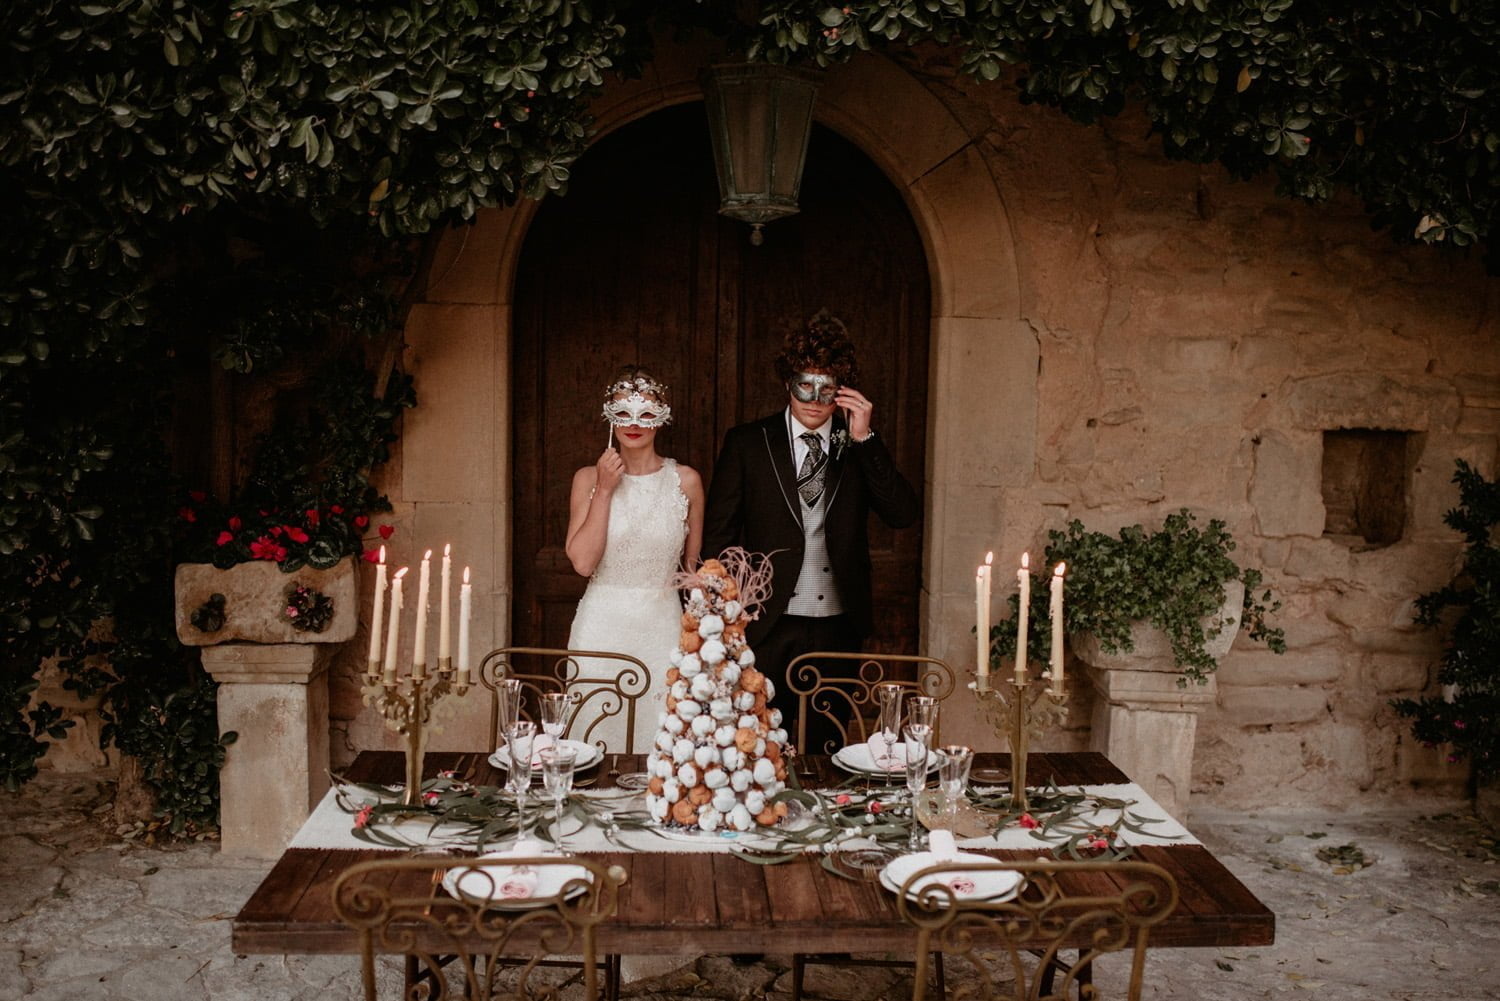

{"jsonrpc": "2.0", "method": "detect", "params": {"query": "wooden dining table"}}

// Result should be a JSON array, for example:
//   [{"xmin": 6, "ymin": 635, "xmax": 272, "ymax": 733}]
[{"xmin": 232, "ymin": 750, "xmax": 1274, "ymax": 957}]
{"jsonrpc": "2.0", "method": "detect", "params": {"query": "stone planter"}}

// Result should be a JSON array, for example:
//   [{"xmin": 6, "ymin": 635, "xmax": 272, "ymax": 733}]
[
  {"xmin": 174, "ymin": 557, "xmax": 359, "ymax": 857},
  {"xmin": 173, "ymin": 558, "xmax": 358, "ymax": 646},
  {"xmin": 1079, "ymin": 579, "xmax": 1244, "ymax": 822}
]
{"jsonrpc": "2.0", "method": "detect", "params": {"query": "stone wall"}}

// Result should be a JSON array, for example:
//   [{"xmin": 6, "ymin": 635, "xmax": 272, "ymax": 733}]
[
  {"xmin": 922, "ymin": 64, "xmax": 1497, "ymax": 806},
  {"xmin": 314, "ymin": 50, "xmax": 1498, "ymax": 811}
]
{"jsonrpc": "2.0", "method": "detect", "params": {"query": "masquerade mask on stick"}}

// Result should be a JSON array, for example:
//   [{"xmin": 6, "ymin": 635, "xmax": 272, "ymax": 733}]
[
  {"xmin": 788, "ymin": 371, "xmax": 840, "ymax": 405},
  {"xmin": 601, "ymin": 376, "xmax": 673, "ymax": 430}
]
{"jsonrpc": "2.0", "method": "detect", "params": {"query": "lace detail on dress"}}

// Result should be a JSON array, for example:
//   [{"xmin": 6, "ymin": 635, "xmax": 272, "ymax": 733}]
[{"xmin": 590, "ymin": 459, "xmax": 689, "ymax": 587}]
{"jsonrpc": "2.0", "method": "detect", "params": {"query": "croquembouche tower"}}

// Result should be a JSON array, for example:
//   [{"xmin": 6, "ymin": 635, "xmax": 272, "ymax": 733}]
[{"xmin": 644, "ymin": 550, "xmax": 791, "ymax": 833}]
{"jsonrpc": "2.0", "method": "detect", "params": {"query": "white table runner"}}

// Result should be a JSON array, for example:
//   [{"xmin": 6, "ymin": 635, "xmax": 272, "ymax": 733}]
[{"xmin": 289, "ymin": 781, "xmax": 1198, "ymax": 854}]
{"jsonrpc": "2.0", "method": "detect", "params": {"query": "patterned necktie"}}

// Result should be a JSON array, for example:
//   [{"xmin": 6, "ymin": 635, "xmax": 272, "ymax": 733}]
[{"xmin": 797, "ymin": 431, "xmax": 827, "ymax": 506}]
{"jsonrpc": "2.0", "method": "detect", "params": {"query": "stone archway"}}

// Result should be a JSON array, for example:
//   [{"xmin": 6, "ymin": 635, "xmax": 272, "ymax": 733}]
[{"xmin": 379, "ymin": 46, "xmax": 1032, "ymax": 753}]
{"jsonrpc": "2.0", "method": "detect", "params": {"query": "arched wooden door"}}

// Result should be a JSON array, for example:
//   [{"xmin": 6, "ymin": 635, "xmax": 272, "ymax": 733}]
[{"xmin": 512, "ymin": 104, "xmax": 929, "ymax": 654}]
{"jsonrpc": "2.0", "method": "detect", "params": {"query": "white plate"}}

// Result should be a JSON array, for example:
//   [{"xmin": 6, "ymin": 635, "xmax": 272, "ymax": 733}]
[
  {"xmin": 832, "ymin": 743, "xmax": 940, "ymax": 776},
  {"xmin": 488, "ymin": 738, "xmax": 602, "ymax": 772},
  {"xmin": 442, "ymin": 852, "xmax": 593, "ymax": 910},
  {"xmin": 879, "ymin": 851, "xmax": 1022, "ymax": 906}
]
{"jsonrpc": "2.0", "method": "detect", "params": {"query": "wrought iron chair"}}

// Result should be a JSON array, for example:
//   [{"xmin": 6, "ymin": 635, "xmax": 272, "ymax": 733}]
[
  {"xmin": 332, "ymin": 854, "xmax": 628, "ymax": 1001},
  {"xmin": 898, "ymin": 858, "xmax": 1180, "ymax": 1001},
  {"xmin": 786, "ymin": 651, "xmax": 958, "ymax": 755},
  {"xmin": 478, "ymin": 646, "xmax": 651, "ymax": 755}
]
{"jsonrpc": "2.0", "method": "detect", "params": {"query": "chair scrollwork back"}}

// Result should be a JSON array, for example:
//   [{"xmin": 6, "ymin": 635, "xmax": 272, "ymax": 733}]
[
  {"xmin": 333, "ymin": 855, "xmax": 626, "ymax": 1001},
  {"xmin": 898, "ymin": 859, "xmax": 1179, "ymax": 1001},
  {"xmin": 478, "ymin": 647, "xmax": 650, "ymax": 755},
  {"xmin": 786, "ymin": 651, "xmax": 957, "ymax": 755}
]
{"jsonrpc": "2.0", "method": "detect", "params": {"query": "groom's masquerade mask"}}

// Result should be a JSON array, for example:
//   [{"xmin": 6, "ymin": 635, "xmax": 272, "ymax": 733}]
[
  {"xmin": 788, "ymin": 372, "xmax": 840, "ymax": 405},
  {"xmin": 602, "ymin": 377, "xmax": 673, "ymax": 428}
]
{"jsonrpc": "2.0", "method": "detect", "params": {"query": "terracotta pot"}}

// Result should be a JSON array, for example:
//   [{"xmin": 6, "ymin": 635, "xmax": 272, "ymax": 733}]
[{"xmin": 173, "ymin": 558, "xmax": 358, "ymax": 646}]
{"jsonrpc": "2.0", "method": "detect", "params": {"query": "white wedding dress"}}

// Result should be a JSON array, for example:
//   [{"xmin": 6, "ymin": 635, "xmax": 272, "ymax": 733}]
[{"xmin": 566, "ymin": 459, "xmax": 687, "ymax": 754}]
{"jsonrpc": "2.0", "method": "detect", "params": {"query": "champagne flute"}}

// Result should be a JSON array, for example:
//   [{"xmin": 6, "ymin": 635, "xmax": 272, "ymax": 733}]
[
  {"xmin": 504, "ymin": 720, "xmax": 535, "ymax": 842},
  {"xmin": 907, "ymin": 695, "xmax": 939, "ymax": 734},
  {"xmin": 539, "ymin": 745, "xmax": 578, "ymax": 851},
  {"xmin": 496, "ymin": 678, "xmax": 524, "ymax": 737},
  {"xmin": 874, "ymin": 684, "xmax": 905, "ymax": 776},
  {"xmin": 936, "ymin": 745, "xmax": 973, "ymax": 834},
  {"xmin": 903, "ymin": 723, "xmax": 933, "ymax": 852}
]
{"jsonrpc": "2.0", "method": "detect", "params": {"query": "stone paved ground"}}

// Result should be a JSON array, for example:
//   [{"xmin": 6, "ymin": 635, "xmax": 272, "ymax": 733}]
[{"xmin": 2, "ymin": 772, "xmax": 1497, "ymax": 1001}]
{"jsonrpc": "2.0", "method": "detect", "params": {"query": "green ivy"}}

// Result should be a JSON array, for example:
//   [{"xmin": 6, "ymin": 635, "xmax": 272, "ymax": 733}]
[
  {"xmin": 990, "ymin": 510, "xmax": 1285, "ymax": 685},
  {"xmin": 1393, "ymin": 461, "xmax": 1499, "ymax": 781},
  {"xmin": 2, "ymin": 2, "xmax": 1495, "ymax": 827}
]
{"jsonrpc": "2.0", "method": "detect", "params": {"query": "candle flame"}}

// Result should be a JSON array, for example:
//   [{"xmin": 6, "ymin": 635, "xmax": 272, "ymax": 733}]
[
  {"xmin": 1021, "ymin": 551, "xmax": 1029, "ymax": 569},
  {"xmin": 444, "ymin": 543, "xmax": 451, "ymax": 556},
  {"xmin": 393, "ymin": 567, "xmax": 410, "ymax": 580},
  {"xmin": 423, "ymin": 548, "xmax": 433, "ymax": 560},
  {"xmin": 985, "ymin": 551, "xmax": 993, "ymax": 565},
  {"xmin": 378, "ymin": 545, "xmax": 386, "ymax": 563},
  {"xmin": 463, "ymin": 567, "xmax": 470, "ymax": 584},
  {"xmin": 1054, "ymin": 562, "xmax": 1066, "ymax": 577}
]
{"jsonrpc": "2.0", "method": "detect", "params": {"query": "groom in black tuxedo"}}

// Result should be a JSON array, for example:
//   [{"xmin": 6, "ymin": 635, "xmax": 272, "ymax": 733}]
[{"xmin": 703, "ymin": 310, "xmax": 919, "ymax": 752}]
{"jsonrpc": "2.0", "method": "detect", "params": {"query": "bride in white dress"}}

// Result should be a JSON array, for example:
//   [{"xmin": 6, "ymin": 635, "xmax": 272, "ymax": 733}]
[{"xmin": 564, "ymin": 368, "xmax": 703, "ymax": 754}]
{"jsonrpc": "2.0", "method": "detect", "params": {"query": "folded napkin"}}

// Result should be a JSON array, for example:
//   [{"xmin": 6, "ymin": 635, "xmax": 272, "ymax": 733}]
[
  {"xmin": 529, "ymin": 734, "xmax": 556, "ymax": 768},
  {"xmin": 925, "ymin": 829, "xmax": 978, "ymax": 897},
  {"xmin": 455, "ymin": 839, "xmax": 546, "ymax": 901}
]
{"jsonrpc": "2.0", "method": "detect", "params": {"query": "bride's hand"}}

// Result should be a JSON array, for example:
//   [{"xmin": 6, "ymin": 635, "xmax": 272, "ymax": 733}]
[{"xmin": 595, "ymin": 448, "xmax": 625, "ymax": 494}]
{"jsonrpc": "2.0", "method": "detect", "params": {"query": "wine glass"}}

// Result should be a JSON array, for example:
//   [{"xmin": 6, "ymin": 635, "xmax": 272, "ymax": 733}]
[
  {"xmin": 539, "ymin": 745, "xmax": 578, "ymax": 851},
  {"xmin": 936, "ymin": 745, "xmax": 973, "ymax": 834},
  {"xmin": 903, "ymin": 723, "xmax": 933, "ymax": 852},
  {"xmin": 539, "ymin": 691, "xmax": 574, "ymax": 752},
  {"xmin": 503, "ymin": 720, "xmax": 535, "ymax": 842},
  {"xmin": 874, "ymin": 683, "xmax": 905, "ymax": 775}
]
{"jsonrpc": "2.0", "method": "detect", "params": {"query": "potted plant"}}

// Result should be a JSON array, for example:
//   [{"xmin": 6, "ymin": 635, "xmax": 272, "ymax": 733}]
[
  {"xmin": 988, "ymin": 510, "xmax": 1285, "ymax": 819},
  {"xmin": 990, "ymin": 509, "xmax": 1286, "ymax": 683},
  {"xmin": 1392, "ymin": 461, "xmax": 1498, "ymax": 825}
]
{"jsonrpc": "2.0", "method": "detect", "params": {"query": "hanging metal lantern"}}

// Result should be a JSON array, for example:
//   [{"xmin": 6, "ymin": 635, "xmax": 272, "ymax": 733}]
[{"xmin": 701, "ymin": 62, "xmax": 821, "ymax": 245}]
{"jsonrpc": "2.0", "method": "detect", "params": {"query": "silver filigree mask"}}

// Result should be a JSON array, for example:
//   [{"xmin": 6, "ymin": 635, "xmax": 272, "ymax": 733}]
[{"xmin": 602, "ymin": 377, "xmax": 672, "ymax": 428}]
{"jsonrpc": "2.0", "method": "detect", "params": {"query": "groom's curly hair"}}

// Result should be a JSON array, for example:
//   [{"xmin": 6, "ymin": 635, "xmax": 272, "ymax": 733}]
[{"xmin": 774, "ymin": 308, "xmax": 860, "ymax": 387}]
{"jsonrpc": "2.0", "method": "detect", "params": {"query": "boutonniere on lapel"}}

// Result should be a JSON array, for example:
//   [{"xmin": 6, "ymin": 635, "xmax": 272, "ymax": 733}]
[{"xmin": 830, "ymin": 428, "xmax": 854, "ymax": 460}]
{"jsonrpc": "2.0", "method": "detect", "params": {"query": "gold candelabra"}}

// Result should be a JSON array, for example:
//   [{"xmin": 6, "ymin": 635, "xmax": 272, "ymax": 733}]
[
  {"xmin": 971, "ymin": 671, "xmax": 1068, "ymax": 813},
  {"xmin": 362, "ymin": 657, "xmax": 471, "ymax": 807}
]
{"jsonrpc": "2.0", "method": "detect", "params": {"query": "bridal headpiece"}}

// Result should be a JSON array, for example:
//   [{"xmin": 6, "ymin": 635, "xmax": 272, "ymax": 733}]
[{"xmin": 602, "ymin": 374, "xmax": 673, "ymax": 429}]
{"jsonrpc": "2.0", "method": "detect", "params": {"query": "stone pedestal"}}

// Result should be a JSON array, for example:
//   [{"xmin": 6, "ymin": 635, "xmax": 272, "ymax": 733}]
[
  {"xmin": 1086, "ymin": 665, "xmax": 1216, "ymax": 821},
  {"xmin": 201, "ymin": 643, "xmax": 332, "ymax": 858}
]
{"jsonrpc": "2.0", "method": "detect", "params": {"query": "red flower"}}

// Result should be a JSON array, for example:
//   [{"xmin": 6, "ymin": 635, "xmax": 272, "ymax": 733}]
[
  {"xmin": 249, "ymin": 537, "xmax": 287, "ymax": 562},
  {"xmin": 285, "ymin": 526, "xmax": 310, "ymax": 544},
  {"xmin": 1018, "ymin": 813, "xmax": 1039, "ymax": 830},
  {"xmin": 835, "ymin": 793, "xmax": 851, "ymax": 806},
  {"xmin": 215, "ymin": 530, "xmax": 234, "ymax": 547},
  {"xmin": 354, "ymin": 515, "xmax": 369, "ymax": 529},
  {"xmin": 285, "ymin": 605, "xmax": 299, "ymax": 617},
  {"xmin": 361, "ymin": 548, "xmax": 380, "ymax": 563},
  {"xmin": 423, "ymin": 790, "xmax": 440, "ymax": 806},
  {"xmin": 1090, "ymin": 837, "xmax": 1109, "ymax": 851},
  {"xmin": 189, "ymin": 490, "xmax": 207, "ymax": 503},
  {"xmin": 228, "ymin": 516, "xmax": 242, "ymax": 531},
  {"xmin": 354, "ymin": 804, "xmax": 374, "ymax": 828},
  {"xmin": 330, "ymin": 505, "xmax": 344, "ymax": 515},
  {"xmin": 867, "ymin": 801, "xmax": 883, "ymax": 815},
  {"xmin": 378, "ymin": 524, "xmax": 394, "ymax": 540},
  {"xmin": 269, "ymin": 525, "xmax": 283, "ymax": 537},
  {"xmin": 305, "ymin": 509, "xmax": 320, "ymax": 526},
  {"xmin": 178, "ymin": 506, "xmax": 197, "ymax": 522},
  {"xmin": 1454, "ymin": 720, "xmax": 1467, "ymax": 730}
]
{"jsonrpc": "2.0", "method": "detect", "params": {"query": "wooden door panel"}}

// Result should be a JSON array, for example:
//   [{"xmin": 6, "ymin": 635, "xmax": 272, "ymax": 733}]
[{"xmin": 514, "ymin": 105, "xmax": 928, "ymax": 656}]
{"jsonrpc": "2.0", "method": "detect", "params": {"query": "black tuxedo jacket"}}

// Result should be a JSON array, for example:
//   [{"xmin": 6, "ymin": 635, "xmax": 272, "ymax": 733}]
[{"xmin": 702, "ymin": 411, "xmax": 920, "ymax": 644}]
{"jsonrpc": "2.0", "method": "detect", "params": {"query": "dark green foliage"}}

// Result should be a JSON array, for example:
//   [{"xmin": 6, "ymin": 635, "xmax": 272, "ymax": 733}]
[
  {"xmin": 1393, "ymin": 461, "xmax": 1500, "ymax": 781},
  {"xmin": 990, "ymin": 511, "xmax": 1285, "ymax": 685},
  {"xmin": 2, "ymin": 2, "xmax": 1494, "ymax": 825},
  {"xmin": 189, "ymin": 594, "xmax": 227, "ymax": 633}
]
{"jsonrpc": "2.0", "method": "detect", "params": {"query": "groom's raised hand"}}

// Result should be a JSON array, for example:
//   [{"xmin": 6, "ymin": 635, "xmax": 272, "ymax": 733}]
[{"xmin": 834, "ymin": 387, "xmax": 874, "ymax": 441}]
